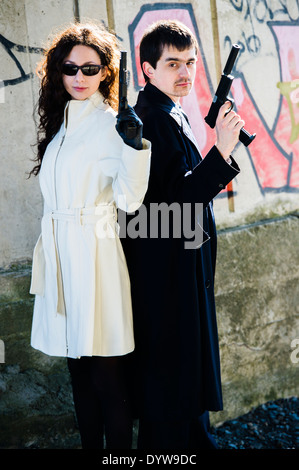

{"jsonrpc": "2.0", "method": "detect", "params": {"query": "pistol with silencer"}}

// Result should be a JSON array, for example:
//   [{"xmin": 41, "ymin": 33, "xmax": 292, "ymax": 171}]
[
  {"xmin": 118, "ymin": 50, "xmax": 138, "ymax": 140},
  {"xmin": 205, "ymin": 44, "xmax": 256, "ymax": 147}
]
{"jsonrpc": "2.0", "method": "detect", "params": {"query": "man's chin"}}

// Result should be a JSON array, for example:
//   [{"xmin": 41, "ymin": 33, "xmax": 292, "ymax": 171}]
[{"xmin": 176, "ymin": 88, "xmax": 192, "ymax": 98}]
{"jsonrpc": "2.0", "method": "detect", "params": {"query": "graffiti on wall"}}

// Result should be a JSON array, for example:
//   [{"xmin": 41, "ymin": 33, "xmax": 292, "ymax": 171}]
[
  {"xmin": 0, "ymin": 34, "xmax": 43, "ymax": 86},
  {"xmin": 1, "ymin": 2, "xmax": 298, "ymax": 196},
  {"xmin": 0, "ymin": 33, "xmax": 43, "ymax": 104},
  {"xmin": 129, "ymin": 2, "xmax": 299, "ymax": 196}
]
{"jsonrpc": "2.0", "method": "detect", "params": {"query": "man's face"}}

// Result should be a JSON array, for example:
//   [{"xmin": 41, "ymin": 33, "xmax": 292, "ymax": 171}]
[{"xmin": 143, "ymin": 45, "xmax": 197, "ymax": 103}]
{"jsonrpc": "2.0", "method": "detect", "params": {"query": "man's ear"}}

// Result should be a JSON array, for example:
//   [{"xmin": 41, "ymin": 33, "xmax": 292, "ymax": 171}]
[{"xmin": 142, "ymin": 61, "xmax": 155, "ymax": 80}]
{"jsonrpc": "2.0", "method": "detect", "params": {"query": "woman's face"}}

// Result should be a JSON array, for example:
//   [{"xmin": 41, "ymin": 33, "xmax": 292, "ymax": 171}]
[{"xmin": 62, "ymin": 45, "xmax": 107, "ymax": 100}]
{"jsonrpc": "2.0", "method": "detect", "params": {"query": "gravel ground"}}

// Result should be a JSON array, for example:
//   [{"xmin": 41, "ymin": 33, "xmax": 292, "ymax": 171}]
[{"xmin": 211, "ymin": 396, "xmax": 299, "ymax": 449}]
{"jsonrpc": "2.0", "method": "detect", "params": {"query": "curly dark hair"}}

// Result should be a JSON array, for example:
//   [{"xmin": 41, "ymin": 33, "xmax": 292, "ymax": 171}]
[{"xmin": 30, "ymin": 21, "xmax": 120, "ymax": 176}]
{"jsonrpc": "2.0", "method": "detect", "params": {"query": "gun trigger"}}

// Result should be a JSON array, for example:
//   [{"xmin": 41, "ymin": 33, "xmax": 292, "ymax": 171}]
[{"xmin": 228, "ymin": 98, "xmax": 234, "ymax": 111}]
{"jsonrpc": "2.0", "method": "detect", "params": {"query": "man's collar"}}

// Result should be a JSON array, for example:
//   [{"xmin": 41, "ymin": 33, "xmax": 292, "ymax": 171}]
[
  {"xmin": 139, "ymin": 83, "xmax": 201, "ymax": 155},
  {"xmin": 142, "ymin": 82, "xmax": 176, "ymax": 110}
]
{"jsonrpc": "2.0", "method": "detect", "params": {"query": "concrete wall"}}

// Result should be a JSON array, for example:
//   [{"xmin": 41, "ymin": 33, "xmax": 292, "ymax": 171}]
[{"xmin": 0, "ymin": 0, "xmax": 298, "ymax": 447}]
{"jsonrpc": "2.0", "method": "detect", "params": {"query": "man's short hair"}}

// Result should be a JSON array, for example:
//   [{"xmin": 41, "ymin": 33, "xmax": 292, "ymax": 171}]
[{"xmin": 139, "ymin": 20, "xmax": 198, "ymax": 82}]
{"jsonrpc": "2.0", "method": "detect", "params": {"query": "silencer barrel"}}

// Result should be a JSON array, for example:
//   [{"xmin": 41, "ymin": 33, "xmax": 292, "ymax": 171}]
[
  {"xmin": 223, "ymin": 44, "xmax": 240, "ymax": 75},
  {"xmin": 119, "ymin": 51, "xmax": 128, "ymax": 112}
]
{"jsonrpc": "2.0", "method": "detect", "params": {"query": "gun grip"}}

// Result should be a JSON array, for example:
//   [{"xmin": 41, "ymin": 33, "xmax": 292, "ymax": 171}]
[
  {"xmin": 227, "ymin": 100, "xmax": 256, "ymax": 147},
  {"xmin": 239, "ymin": 127, "xmax": 256, "ymax": 147},
  {"xmin": 126, "ymin": 123, "xmax": 138, "ymax": 140}
]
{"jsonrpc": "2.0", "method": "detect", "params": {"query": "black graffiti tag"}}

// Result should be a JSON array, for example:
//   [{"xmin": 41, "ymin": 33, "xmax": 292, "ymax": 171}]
[
  {"xmin": 229, "ymin": 0, "xmax": 299, "ymax": 23},
  {"xmin": 0, "ymin": 34, "xmax": 43, "ymax": 87}
]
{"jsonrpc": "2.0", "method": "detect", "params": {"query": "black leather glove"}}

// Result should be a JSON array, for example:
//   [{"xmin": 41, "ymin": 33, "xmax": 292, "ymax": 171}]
[{"xmin": 116, "ymin": 105, "xmax": 143, "ymax": 150}]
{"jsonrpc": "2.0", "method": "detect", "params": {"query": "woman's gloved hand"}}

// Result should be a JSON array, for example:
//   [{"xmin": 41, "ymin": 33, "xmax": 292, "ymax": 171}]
[{"xmin": 116, "ymin": 105, "xmax": 143, "ymax": 150}]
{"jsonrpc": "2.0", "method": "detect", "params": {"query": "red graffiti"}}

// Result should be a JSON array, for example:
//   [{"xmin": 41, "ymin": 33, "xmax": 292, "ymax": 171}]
[
  {"xmin": 129, "ymin": 6, "xmax": 299, "ymax": 193},
  {"xmin": 231, "ymin": 77, "xmax": 290, "ymax": 189}
]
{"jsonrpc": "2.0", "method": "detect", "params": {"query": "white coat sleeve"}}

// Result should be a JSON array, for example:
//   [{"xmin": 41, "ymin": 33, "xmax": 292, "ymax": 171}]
[{"xmin": 113, "ymin": 138, "xmax": 151, "ymax": 213}]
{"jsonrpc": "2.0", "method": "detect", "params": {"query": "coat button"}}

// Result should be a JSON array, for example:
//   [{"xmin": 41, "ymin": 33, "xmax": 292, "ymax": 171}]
[
  {"xmin": 205, "ymin": 280, "xmax": 211, "ymax": 288},
  {"xmin": 219, "ymin": 183, "xmax": 224, "ymax": 189}
]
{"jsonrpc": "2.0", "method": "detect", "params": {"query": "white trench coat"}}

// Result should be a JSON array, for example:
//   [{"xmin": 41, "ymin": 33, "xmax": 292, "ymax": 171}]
[{"xmin": 30, "ymin": 91, "xmax": 151, "ymax": 358}]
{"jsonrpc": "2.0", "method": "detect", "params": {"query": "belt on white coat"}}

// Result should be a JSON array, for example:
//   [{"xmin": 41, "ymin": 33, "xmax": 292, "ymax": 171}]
[{"xmin": 30, "ymin": 204, "xmax": 119, "ymax": 315}]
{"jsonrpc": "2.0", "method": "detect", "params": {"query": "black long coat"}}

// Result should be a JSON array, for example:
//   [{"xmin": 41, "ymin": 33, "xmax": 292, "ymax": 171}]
[{"xmin": 120, "ymin": 83, "xmax": 240, "ymax": 421}]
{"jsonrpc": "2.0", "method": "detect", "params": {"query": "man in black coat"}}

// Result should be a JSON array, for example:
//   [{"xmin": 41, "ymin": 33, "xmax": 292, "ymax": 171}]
[{"xmin": 120, "ymin": 20, "xmax": 244, "ymax": 449}]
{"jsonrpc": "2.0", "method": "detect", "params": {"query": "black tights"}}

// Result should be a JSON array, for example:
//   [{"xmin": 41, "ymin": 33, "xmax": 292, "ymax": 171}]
[{"xmin": 67, "ymin": 355, "xmax": 133, "ymax": 449}]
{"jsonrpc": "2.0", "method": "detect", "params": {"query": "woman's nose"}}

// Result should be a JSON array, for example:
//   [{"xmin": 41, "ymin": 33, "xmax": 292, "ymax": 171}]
[{"xmin": 75, "ymin": 69, "xmax": 85, "ymax": 82}]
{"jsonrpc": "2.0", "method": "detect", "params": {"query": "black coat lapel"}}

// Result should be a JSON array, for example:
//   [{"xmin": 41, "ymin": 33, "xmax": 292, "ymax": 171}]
[
  {"xmin": 170, "ymin": 106, "xmax": 202, "ymax": 155},
  {"xmin": 137, "ymin": 83, "xmax": 202, "ymax": 155}
]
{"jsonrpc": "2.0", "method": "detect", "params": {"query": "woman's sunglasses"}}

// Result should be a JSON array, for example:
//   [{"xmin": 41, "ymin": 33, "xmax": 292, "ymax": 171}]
[{"xmin": 62, "ymin": 63, "xmax": 105, "ymax": 76}]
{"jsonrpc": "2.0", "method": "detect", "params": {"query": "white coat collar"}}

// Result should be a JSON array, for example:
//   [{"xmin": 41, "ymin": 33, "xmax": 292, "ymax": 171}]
[{"xmin": 63, "ymin": 91, "xmax": 108, "ymax": 135}]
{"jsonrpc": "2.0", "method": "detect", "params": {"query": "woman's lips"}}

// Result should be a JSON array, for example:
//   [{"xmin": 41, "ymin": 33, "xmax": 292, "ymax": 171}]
[{"xmin": 73, "ymin": 87, "xmax": 88, "ymax": 92}]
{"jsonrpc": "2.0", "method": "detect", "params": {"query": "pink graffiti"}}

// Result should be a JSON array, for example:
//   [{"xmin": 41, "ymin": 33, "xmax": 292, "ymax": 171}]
[
  {"xmin": 130, "ymin": 7, "xmax": 299, "ymax": 192},
  {"xmin": 271, "ymin": 24, "xmax": 299, "ymax": 188},
  {"xmin": 231, "ymin": 77, "xmax": 289, "ymax": 189}
]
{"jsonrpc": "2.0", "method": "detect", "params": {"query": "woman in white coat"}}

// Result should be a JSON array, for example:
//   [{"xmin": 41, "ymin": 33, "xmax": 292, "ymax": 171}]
[{"xmin": 29, "ymin": 22, "xmax": 151, "ymax": 449}]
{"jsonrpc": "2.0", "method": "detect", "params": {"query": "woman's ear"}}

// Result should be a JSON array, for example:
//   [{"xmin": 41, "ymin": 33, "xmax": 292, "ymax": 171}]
[
  {"xmin": 142, "ymin": 61, "xmax": 155, "ymax": 80},
  {"xmin": 100, "ymin": 65, "xmax": 108, "ymax": 82}
]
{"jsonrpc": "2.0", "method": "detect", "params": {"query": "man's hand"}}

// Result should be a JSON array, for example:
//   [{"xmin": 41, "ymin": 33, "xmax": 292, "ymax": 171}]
[{"xmin": 215, "ymin": 101, "xmax": 245, "ymax": 159}]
